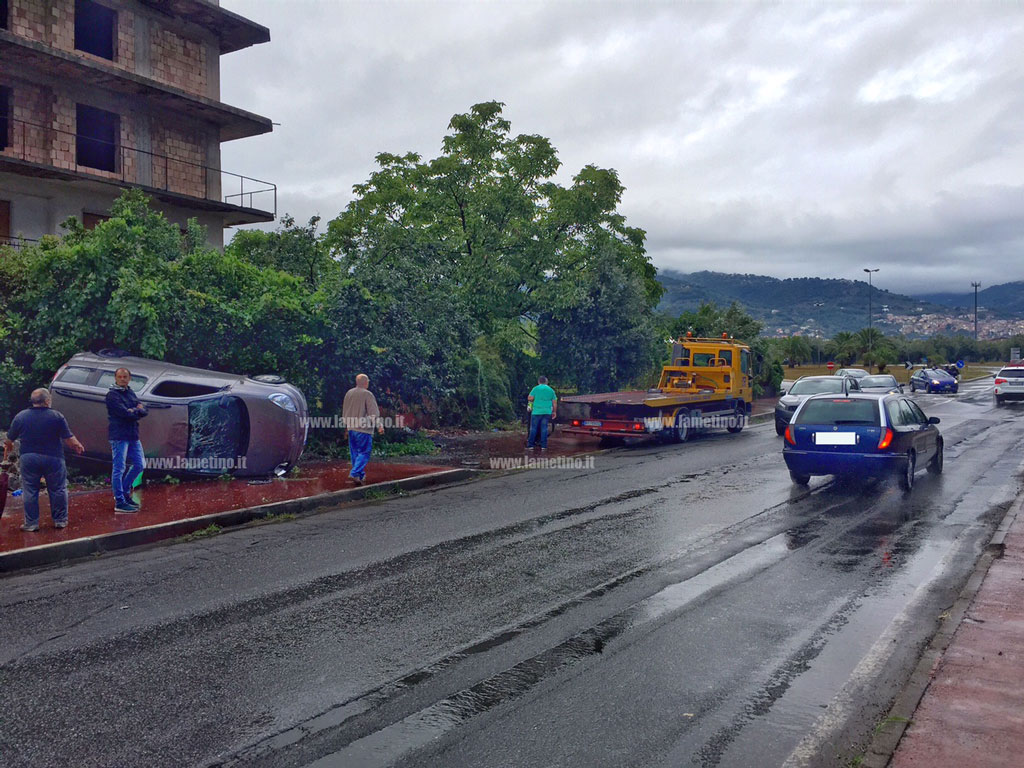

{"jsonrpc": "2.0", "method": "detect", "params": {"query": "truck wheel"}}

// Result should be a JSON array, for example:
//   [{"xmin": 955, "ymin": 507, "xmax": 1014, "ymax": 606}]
[
  {"xmin": 672, "ymin": 410, "xmax": 690, "ymax": 443},
  {"xmin": 727, "ymin": 403, "xmax": 744, "ymax": 433}
]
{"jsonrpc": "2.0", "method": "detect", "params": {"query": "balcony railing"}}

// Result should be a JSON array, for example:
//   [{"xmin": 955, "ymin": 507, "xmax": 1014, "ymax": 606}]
[
  {"xmin": 0, "ymin": 236, "xmax": 39, "ymax": 250},
  {"xmin": 1, "ymin": 118, "xmax": 276, "ymax": 216}
]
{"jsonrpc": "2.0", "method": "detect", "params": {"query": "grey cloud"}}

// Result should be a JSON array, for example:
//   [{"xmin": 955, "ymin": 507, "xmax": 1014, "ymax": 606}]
[{"xmin": 219, "ymin": 1, "xmax": 1024, "ymax": 292}]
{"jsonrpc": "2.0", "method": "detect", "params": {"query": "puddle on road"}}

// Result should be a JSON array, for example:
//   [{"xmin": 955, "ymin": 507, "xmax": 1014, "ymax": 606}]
[{"xmin": 301, "ymin": 535, "xmax": 792, "ymax": 768}]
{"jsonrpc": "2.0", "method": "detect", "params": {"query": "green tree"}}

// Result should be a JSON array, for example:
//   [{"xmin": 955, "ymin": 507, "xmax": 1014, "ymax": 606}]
[{"xmin": 780, "ymin": 335, "xmax": 813, "ymax": 367}]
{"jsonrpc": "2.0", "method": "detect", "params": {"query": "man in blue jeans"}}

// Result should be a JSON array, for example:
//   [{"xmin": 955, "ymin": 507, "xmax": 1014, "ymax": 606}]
[
  {"xmin": 105, "ymin": 367, "xmax": 148, "ymax": 513},
  {"xmin": 3, "ymin": 388, "xmax": 85, "ymax": 532},
  {"xmin": 527, "ymin": 376, "xmax": 558, "ymax": 450},
  {"xmin": 342, "ymin": 373, "xmax": 384, "ymax": 485}
]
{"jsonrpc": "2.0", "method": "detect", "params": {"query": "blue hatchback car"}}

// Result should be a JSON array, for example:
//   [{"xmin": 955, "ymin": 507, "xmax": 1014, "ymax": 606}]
[
  {"xmin": 783, "ymin": 393, "xmax": 943, "ymax": 491},
  {"xmin": 909, "ymin": 368, "xmax": 958, "ymax": 394}
]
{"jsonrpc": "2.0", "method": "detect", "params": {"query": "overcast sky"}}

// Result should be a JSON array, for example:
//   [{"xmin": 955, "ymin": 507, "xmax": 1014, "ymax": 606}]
[{"xmin": 219, "ymin": 1, "xmax": 1024, "ymax": 295}]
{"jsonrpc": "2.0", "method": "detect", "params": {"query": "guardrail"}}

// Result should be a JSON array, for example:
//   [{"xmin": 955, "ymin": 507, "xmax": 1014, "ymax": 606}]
[
  {"xmin": 1, "ymin": 117, "xmax": 276, "ymax": 216},
  {"xmin": 0, "ymin": 235, "xmax": 38, "ymax": 250}
]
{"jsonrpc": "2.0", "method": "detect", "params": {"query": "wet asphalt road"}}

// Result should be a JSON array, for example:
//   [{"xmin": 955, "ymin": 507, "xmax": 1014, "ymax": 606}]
[{"xmin": 1, "ymin": 376, "xmax": 1021, "ymax": 768}]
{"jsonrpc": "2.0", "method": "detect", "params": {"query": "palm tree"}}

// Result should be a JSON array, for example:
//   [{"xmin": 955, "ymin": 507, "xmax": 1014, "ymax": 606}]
[
  {"xmin": 781, "ymin": 335, "xmax": 813, "ymax": 368},
  {"xmin": 826, "ymin": 332, "xmax": 859, "ymax": 365}
]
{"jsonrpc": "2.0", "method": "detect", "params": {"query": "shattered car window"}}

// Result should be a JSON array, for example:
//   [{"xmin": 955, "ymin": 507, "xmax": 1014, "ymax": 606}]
[{"xmin": 188, "ymin": 397, "xmax": 248, "ymax": 471}]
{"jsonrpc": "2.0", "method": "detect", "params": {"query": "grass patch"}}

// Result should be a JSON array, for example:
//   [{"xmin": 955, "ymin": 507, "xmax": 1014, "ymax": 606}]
[
  {"xmin": 305, "ymin": 430, "xmax": 439, "ymax": 461},
  {"xmin": 363, "ymin": 485, "xmax": 406, "ymax": 501},
  {"xmin": 178, "ymin": 523, "xmax": 222, "ymax": 542}
]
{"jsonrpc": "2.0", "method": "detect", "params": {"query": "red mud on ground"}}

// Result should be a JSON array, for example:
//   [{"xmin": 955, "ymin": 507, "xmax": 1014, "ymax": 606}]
[{"xmin": 0, "ymin": 461, "xmax": 447, "ymax": 554}]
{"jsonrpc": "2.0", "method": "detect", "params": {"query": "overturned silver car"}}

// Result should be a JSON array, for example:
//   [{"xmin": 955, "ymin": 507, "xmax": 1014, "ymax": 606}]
[{"xmin": 50, "ymin": 352, "xmax": 307, "ymax": 477}]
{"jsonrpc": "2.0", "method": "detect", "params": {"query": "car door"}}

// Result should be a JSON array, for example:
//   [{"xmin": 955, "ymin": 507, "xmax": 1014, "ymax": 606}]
[
  {"xmin": 904, "ymin": 399, "xmax": 936, "ymax": 463},
  {"xmin": 897, "ymin": 398, "xmax": 932, "ymax": 465}
]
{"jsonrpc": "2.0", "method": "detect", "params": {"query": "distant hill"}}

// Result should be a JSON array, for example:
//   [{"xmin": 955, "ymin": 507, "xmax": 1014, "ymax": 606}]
[
  {"xmin": 656, "ymin": 271, "xmax": 952, "ymax": 337},
  {"xmin": 917, "ymin": 282, "xmax": 1024, "ymax": 314}
]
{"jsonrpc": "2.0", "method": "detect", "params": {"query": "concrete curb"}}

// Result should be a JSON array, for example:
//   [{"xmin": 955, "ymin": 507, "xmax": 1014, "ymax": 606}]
[
  {"xmin": 858, "ymin": 475, "xmax": 1024, "ymax": 768},
  {"xmin": 0, "ymin": 468, "xmax": 478, "ymax": 574}
]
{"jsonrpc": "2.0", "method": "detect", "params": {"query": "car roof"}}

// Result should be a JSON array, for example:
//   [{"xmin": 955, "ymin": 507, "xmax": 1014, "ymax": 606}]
[
  {"xmin": 802, "ymin": 392, "xmax": 890, "ymax": 401},
  {"xmin": 794, "ymin": 374, "xmax": 850, "ymax": 381}
]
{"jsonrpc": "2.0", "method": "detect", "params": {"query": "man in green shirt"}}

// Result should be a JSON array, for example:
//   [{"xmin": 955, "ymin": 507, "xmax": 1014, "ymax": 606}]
[{"xmin": 527, "ymin": 376, "xmax": 557, "ymax": 450}]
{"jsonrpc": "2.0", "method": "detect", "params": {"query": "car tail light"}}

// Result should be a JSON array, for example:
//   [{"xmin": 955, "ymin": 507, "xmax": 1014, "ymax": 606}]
[
  {"xmin": 878, "ymin": 428, "xmax": 894, "ymax": 450},
  {"xmin": 633, "ymin": 422, "xmax": 645, "ymax": 431},
  {"xmin": 995, "ymin": 378, "xmax": 1007, "ymax": 385},
  {"xmin": 572, "ymin": 419, "xmax": 581, "ymax": 426},
  {"xmin": 784, "ymin": 425, "xmax": 796, "ymax": 445}
]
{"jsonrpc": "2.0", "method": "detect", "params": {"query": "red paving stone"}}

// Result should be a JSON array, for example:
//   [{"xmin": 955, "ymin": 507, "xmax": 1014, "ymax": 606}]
[
  {"xmin": 891, "ymin": 504, "xmax": 1024, "ymax": 768},
  {"xmin": 0, "ymin": 461, "xmax": 448, "ymax": 555}
]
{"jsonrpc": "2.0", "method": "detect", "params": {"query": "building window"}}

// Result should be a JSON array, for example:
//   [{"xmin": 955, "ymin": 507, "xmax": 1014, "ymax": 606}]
[
  {"xmin": 1, "ymin": 0, "xmax": 9, "ymax": 31},
  {"xmin": 82, "ymin": 212, "xmax": 111, "ymax": 230},
  {"xmin": 75, "ymin": 0, "xmax": 117, "ymax": 61},
  {"xmin": 76, "ymin": 104, "xmax": 119, "ymax": 172},
  {"xmin": 0, "ymin": 86, "xmax": 10, "ymax": 150},
  {"xmin": 1, "ymin": 200, "xmax": 11, "ymax": 243}
]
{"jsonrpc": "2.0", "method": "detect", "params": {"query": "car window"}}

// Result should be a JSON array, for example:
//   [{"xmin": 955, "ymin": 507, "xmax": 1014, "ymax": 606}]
[
  {"xmin": 998, "ymin": 368, "xmax": 1024, "ymax": 379},
  {"xmin": 898, "ymin": 399, "xmax": 921, "ymax": 425},
  {"xmin": 789, "ymin": 379, "xmax": 844, "ymax": 395},
  {"xmin": 848, "ymin": 379, "xmax": 861, "ymax": 391},
  {"xmin": 795, "ymin": 399, "xmax": 880, "ymax": 426},
  {"xmin": 718, "ymin": 350, "xmax": 733, "ymax": 366},
  {"xmin": 56, "ymin": 366, "xmax": 95, "ymax": 385},
  {"xmin": 906, "ymin": 400, "xmax": 928, "ymax": 424},
  {"xmin": 741, "ymin": 350, "xmax": 750, "ymax": 375},
  {"xmin": 886, "ymin": 400, "xmax": 907, "ymax": 426},
  {"xmin": 861, "ymin": 376, "xmax": 896, "ymax": 387},
  {"xmin": 96, "ymin": 371, "xmax": 148, "ymax": 392},
  {"xmin": 692, "ymin": 353, "xmax": 715, "ymax": 367}
]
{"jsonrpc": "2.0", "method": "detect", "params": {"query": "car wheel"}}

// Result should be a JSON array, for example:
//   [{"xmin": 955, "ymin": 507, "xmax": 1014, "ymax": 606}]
[
  {"xmin": 927, "ymin": 441, "xmax": 944, "ymax": 474},
  {"xmin": 926, "ymin": 385, "xmax": 933, "ymax": 394},
  {"xmin": 775, "ymin": 420, "xmax": 786, "ymax": 436},
  {"xmin": 995, "ymin": 396, "xmax": 1004, "ymax": 407},
  {"xmin": 672, "ymin": 410, "xmax": 689, "ymax": 443},
  {"xmin": 727, "ymin": 403, "xmax": 744, "ymax": 433},
  {"xmin": 899, "ymin": 451, "xmax": 916, "ymax": 491},
  {"xmin": 910, "ymin": 382, "xmax": 916, "ymax": 392},
  {"xmin": 790, "ymin": 471, "xmax": 810, "ymax": 486}
]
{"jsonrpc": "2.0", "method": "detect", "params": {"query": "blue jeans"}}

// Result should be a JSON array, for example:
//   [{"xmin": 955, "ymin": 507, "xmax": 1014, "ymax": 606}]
[
  {"xmin": 20, "ymin": 453, "xmax": 68, "ymax": 528},
  {"xmin": 348, "ymin": 431, "xmax": 373, "ymax": 480},
  {"xmin": 110, "ymin": 439, "xmax": 145, "ymax": 504},
  {"xmin": 528, "ymin": 414, "xmax": 551, "ymax": 448}
]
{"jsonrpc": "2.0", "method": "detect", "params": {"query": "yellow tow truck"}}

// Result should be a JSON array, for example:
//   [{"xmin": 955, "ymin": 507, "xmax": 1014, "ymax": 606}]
[{"xmin": 557, "ymin": 334, "xmax": 754, "ymax": 442}]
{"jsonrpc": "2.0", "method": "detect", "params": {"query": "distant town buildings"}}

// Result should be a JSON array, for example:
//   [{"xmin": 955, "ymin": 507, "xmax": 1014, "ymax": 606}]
[{"xmin": 1, "ymin": 0, "xmax": 275, "ymax": 249}]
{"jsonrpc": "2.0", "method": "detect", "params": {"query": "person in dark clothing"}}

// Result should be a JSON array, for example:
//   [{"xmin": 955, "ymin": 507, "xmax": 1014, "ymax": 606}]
[
  {"xmin": 105, "ymin": 367, "xmax": 148, "ymax": 513},
  {"xmin": 3, "ymin": 388, "xmax": 85, "ymax": 532}
]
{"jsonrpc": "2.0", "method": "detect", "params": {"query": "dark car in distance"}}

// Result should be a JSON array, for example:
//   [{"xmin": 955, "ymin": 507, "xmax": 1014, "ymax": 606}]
[
  {"xmin": 909, "ymin": 368, "xmax": 958, "ymax": 394},
  {"xmin": 774, "ymin": 375, "xmax": 861, "ymax": 435},
  {"xmin": 783, "ymin": 393, "xmax": 942, "ymax": 491},
  {"xmin": 858, "ymin": 374, "xmax": 904, "ymax": 394},
  {"xmin": 49, "ymin": 352, "xmax": 308, "ymax": 477}
]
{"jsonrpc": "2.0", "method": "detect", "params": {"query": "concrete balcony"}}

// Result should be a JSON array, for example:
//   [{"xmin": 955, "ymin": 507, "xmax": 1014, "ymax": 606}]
[{"xmin": 1, "ymin": 117, "xmax": 275, "ymax": 225}]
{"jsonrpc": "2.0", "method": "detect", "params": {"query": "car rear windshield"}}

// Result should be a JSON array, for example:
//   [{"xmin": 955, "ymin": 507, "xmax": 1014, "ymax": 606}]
[
  {"xmin": 861, "ymin": 376, "xmax": 897, "ymax": 387},
  {"xmin": 789, "ymin": 379, "xmax": 844, "ymax": 395},
  {"xmin": 794, "ymin": 398, "xmax": 880, "ymax": 426},
  {"xmin": 998, "ymin": 369, "xmax": 1024, "ymax": 379}
]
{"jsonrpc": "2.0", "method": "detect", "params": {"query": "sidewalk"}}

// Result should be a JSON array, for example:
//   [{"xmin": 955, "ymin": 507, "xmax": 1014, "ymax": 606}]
[
  {"xmin": 884, "ymin": 498, "xmax": 1024, "ymax": 767},
  {"xmin": 0, "ymin": 460, "xmax": 464, "ymax": 571}
]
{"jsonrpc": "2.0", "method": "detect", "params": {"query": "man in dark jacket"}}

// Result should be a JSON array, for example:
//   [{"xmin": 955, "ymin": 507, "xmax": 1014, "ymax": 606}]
[
  {"xmin": 3, "ymin": 388, "xmax": 85, "ymax": 531},
  {"xmin": 106, "ymin": 367, "xmax": 148, "ymax": 513}
]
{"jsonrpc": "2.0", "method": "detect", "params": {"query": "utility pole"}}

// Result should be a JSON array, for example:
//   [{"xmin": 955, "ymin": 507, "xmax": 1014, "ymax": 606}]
[
  {"xmin": 863, "ymin": 268, "xmax": 879, "ymax": 352},
  {"xmin": 814, "ymin": 301, "xmax": 825, "ymax": 364},
  {"xmin": 972, "ymin": 281, "xmax": 981, "ymax": 341}
]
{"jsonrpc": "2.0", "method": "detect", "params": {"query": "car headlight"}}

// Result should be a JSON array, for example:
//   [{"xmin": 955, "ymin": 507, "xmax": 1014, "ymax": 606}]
[
  {"xmin": 269, "ymin": 392, "xmax": 297, "ymax": 412},
  {"xmin": 932, "ymin": 379, "xmax": 940, "ymax": 385}
]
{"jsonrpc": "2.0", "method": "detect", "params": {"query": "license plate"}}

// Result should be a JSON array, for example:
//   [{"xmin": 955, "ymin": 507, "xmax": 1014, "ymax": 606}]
[
  {"xmin": 815, "ymin": 432, "xmax": 856, "ymax": 445},
  {"xmin": 583, "ymin": 420, "xmax": 601, "ymax": 427}
]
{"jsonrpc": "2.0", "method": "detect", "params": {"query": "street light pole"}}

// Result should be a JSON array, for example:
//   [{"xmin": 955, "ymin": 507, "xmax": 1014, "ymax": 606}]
[
  {"xmin": 972, "ymin": 281, "xmax": 981, "ymax": 341},
  {"xmin": 863, "ymin": 268, "xmax": 879, "ymax": 352},
  {"xmin": 814, "ymin": 301, "xmax": 825, "ymax": 364}
]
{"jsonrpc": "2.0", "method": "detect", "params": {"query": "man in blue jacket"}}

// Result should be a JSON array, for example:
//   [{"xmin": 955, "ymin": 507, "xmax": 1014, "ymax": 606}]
[{"xmin": 106, "ymin": 367, "xmax": 148, "ymax": 513}]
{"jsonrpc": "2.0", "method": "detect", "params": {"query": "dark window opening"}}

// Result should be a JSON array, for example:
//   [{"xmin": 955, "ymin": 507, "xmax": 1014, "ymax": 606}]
[
  {"xmin": 0, "ymin": 86, "xmax": 10, "ymax": 150},
  {"xmin": 1, "ymin": 0, "xmax": 8, "ymax": 31},
  {"xmin": 76, "ymin": 104, "xmax": 118, "ymax": 172},
  {"xmin": 1, "ymin": 199, "xmax": 11, "ymax": 242},
  {"xmin": 75, "ymin": 0, "xmax": 116, "ymax": 60},
  {"xmin": 82, "ymin": 212, "xmax": 110, "ymax": 230},
  {"xmin": 152, "ymin": 381, "xmax": 223, "ymax": 398}
]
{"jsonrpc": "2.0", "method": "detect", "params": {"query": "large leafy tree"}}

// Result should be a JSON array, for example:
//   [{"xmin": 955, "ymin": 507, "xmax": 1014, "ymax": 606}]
[{"xmin": 324, "ymin": 101, "xmax": 661, "ymax": 397}]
